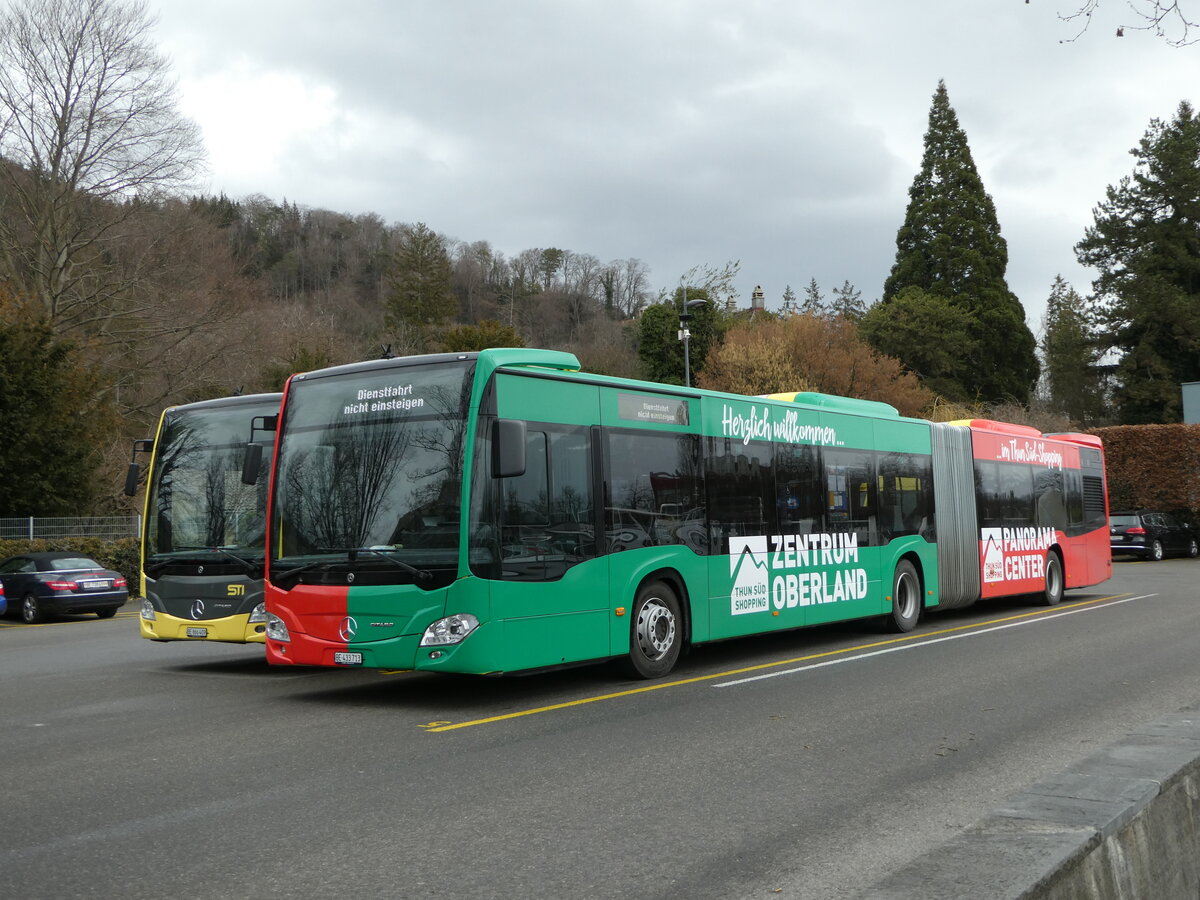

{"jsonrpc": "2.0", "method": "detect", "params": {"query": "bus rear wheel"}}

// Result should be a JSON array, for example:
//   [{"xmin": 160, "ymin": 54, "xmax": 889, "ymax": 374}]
[
  {"xmin": 885, "ymin": 561, "xmax": 921, "ymax": 633},
  {"xmin": 622, "ymin": 580, "xmax": 682, "ymax": 679},
  {"xmin": 1042, "ymin": 552, "xmax": 1064, "ymax": 606}
]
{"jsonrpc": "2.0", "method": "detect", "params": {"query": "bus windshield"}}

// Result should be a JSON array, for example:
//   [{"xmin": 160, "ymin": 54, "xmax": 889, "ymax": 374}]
[
  {"xmin": 147, "ymin": 401, "xmax": 276, "ymax": 561},
  {"xmin": 270, "ymin": 361, "xmax": 474, "ymax": 585}
]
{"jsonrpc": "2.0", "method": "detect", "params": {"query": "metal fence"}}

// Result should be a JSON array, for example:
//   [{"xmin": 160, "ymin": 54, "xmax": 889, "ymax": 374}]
[{"xmin": 0, "ymin": 516, "xmax": 142, "ymax": 541}]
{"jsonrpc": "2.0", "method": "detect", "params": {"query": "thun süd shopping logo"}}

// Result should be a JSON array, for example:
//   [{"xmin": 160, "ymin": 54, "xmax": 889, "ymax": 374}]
[{"xmin": 729, "ymin": 536, "xmax": 771, "ymax": 615}]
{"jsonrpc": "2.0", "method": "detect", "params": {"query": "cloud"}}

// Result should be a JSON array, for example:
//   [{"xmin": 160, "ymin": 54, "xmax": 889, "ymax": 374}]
[{"xmin": 152, "ymin": 0, "xmax": 1198, "ymax": 327}]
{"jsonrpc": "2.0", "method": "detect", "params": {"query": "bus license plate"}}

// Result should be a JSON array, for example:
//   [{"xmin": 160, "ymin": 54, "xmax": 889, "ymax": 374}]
[
  {"xmin": 333, "ymin": 652, "xmax": 363, "ymax": 665},
  {"xmin": 186, "ymin": 627, "xmax": 208, "ymax": 638}
]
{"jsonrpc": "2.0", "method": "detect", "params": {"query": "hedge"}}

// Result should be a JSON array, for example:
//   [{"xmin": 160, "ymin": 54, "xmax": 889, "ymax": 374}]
[{"xmin": 1089, "ymin": 424, "xmax": 1200, "ymax": 526}]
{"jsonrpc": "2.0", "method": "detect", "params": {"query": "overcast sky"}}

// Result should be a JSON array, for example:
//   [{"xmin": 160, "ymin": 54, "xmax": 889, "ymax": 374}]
[{"xmin": 151, "ymin": 0, "xmax": 1197, "ymax": 332}]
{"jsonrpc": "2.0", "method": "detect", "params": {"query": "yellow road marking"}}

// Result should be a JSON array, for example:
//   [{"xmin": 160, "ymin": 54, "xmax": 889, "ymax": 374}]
[{"xmin": 424, "ymin": 592, "xmax": 1134, "ymax": 733}]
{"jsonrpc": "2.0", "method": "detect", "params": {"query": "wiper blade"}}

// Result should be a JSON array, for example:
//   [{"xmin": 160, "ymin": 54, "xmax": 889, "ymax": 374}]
[
  {"xmin": 346, "ymin": 547, "xmax": 434, "ymax": 583},
  {"xmin": 272, "ymin": 558, "xmax": 343, "ymax": 583},
  {"xmin": 272, "ymin": 548, "xmax": 434, "ymax": 585},
  {"xmin": 151, "ymin": 547, "xmax": 261, "ymax": 576}
]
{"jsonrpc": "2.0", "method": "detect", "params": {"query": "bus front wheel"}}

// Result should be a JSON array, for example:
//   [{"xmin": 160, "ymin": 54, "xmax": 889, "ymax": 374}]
[
  {"xmin": 1042, "ymin": 552, "xmax": 1064, "ymax": 606},
  {"xmin": 885, "ymin": 561, "xmax": 921, "ymax": 633},
  {"xmin": 622, "ymin": 580, "xmax": 682, "ymax": 679}
]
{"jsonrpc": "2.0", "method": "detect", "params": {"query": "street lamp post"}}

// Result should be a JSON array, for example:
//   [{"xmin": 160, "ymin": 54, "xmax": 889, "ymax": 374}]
[{"xmin": 678, "ymin": 297, "xmax": 708, "ymax": 387}]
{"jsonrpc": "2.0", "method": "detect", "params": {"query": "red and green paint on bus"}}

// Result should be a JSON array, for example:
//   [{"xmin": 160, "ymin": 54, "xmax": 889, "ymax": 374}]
[{"xmin": 257, "ymin": 349, "xmax": 1110, "ymax": 678}]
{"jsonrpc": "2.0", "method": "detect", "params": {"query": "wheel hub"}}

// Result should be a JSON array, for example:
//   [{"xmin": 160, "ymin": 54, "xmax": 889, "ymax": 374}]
[{"xmin": 636, "ymin": 599, "xmax": 675, "ymax": 659}]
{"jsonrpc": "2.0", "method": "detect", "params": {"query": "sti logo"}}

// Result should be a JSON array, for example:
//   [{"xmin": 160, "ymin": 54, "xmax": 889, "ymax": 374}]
[{"xmin": 729, "ymin": 535, "xmax": 770, "ymax": 615}]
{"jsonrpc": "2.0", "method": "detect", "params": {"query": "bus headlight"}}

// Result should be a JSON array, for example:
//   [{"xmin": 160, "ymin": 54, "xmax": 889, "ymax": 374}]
[
  {"xmin": 265, "ymin": 612, "xmax": 290, "ymax": 642},
  {"xmin": 420, "ymin": 613, "xmax": 479, "ymax": 646},
  {"xmin": 140, "ymin": 599, "xmax": 156, "ymax": 621},
  {"xmin": 248, "ymin": 602, "xmax": 267, "ymax": 623}
]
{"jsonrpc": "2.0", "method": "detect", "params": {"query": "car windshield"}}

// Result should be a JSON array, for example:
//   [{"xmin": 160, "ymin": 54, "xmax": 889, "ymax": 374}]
[
  {"xmin": 270, "ymin": 360, "xmax": 474, "ymax": 584},
  {"xmin": 45, "ymin": 557, "xmax": 100, "ymax": 571},
  {"xmin": 145, "ymin": 399, "xmax": 278, "ymax": 560}
]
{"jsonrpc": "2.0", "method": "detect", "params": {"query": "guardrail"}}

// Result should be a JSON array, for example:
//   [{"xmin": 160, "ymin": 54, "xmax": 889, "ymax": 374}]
[{"xmin": 0, "ymin": 516, "xmax": 142, "ymax": 541}]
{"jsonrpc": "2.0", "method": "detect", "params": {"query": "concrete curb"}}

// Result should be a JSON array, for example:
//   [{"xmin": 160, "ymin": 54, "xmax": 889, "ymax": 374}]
[{"xmin": 857, "ymin": 708, "xmax": 1200, "ymax": 899}]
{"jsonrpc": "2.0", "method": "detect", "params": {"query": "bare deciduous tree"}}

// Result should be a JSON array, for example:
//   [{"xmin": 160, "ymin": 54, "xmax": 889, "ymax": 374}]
[
  {"xmin": 1054, "ymin": 0, "xmax": 1198, "ymax": 45},
  {"xmin": 0, "ymin": 0, "xmax": 205, "ymax": 327}
]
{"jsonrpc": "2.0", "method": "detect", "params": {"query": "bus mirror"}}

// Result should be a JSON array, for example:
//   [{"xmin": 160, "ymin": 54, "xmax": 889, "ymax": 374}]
[
  {"xmin": 123, "ymin": 462, "xmax": 140, "ymax": 497},
  {"xmin": 241, "ymin": 443, "xmax": 264, "ymax": 485},
  {"xmin": 493, "ymin": 419, "xmax": 526, "ymax": 478}
]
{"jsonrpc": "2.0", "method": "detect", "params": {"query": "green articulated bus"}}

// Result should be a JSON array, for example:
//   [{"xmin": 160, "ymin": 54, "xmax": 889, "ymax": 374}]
[
  {"xmin": 259, "ymin": 349, "xmax": 1110, "ymax": 678},
  {"xmin": 129, "ymin": 392, "xmax": 282, "ymax": 643}
]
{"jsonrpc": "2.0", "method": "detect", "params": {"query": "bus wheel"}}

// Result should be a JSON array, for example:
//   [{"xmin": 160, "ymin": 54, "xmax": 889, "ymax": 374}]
[
  {"xmin": 622, "ymin": 580, "xmax": 682, "ymax": 679},
  {"xmin": 1042, "ymin": 552, "xmax": 1064, "ymax": 606},
  {"xmin": 885, "ymin": 561, "xmax": 921, "ymax": 633}
]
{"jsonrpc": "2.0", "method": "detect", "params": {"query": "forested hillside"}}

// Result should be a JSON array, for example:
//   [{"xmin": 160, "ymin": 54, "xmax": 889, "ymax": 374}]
[{"xmin": 2, "ymin": 0, "xmax": 1198, "ymax": 516}]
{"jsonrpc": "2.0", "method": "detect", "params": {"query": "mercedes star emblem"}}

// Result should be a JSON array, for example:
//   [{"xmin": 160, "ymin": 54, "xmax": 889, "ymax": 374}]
[
  {"xmin": 338, "ymin": 616, "xmax": 358, "ymax": 641},
  {"xmin": 190, "ymin": 599, "xmax": 205, "ymax": 619}
]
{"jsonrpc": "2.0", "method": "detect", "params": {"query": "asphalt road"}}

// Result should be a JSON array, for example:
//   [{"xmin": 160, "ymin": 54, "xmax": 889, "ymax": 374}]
[{"xmin": 2, "ymin": 557, "xmax": 1198, "ymax": 900}]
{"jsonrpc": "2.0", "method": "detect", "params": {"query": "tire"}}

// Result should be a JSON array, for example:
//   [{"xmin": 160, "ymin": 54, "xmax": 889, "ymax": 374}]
[
  {"xmin": 95, "ymin": 607, "xmax": 118, "ymax": 619},
  {"xmin": 621, "ymin": 580, "xmax": 683, "ymax": 679},
  {"xmin": 21, "ymin": 593, "xmax": 46, "ymax": 624},
  {"xmin": 1148, "ymin": 540, "xmax": 1164, "ymax": 562},
  {"xmin": 1042, "ymin": 552, "xmax": 1064, "ymax": 606},
  {"xmin": 885, "ymin": 560, "xmax": 921, "ymax": 632}
]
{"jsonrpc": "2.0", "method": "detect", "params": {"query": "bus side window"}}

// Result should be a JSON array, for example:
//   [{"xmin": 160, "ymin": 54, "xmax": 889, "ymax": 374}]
[
  {"xmin": 706, "ymin": 437, "xmax": 773, "ymax": 553},
  {"xmin": 824, "ymin": 448, "xmax": 876, "ymax": 547},
  {"xmin": 1034, "ymin": 469, "xmax": 1068, "ymax": 532},
  {"xmin": 775, "ymin": 444, "xmax": 821, "ymax": 536},
  {"xmin": 877, "ymin": 451, "xmax": 932, "ymax": 541},
  {"xmin": 497, "ymin": 425, "xmax": 594, "ymax": 582},
  {"xmin": 605, "ymin": 431, "xmax": 705, "ymax": 554}
]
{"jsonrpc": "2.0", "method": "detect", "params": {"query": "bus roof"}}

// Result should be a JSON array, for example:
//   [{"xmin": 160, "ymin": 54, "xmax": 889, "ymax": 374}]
[
  {"xmin": 1043, "ymin": 432, "xmax": 1105, "ymax": 449},
  {"xmin": 164, "ymin": 391, "xmax": 282, "ymax": 416},
  {"xmin": 291, "ymin": 348, "xmax": 581, "ymax": 386},
  {"xmin": 948, "ymin": 418, "xmax": 1043, "ymax": 439},
  {"xmin": 759, "ymin": 391, "xmax": 900, "ymax": 418}
]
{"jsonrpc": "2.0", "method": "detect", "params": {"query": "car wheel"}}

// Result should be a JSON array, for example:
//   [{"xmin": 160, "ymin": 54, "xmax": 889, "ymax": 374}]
[
  {"xmin": 95, "ymin": 607, "xmax": 118, "ymax": 619},
  {"xmin": 1149, "ymin": 540, "xmax": 1164, "ymax": 561},
  {"xmin": 621, "ymin": 580, "xmax": 683, "ymax": 679},
  {"xmin": 885, "ymin": 560, "xmax": 921, "ymax": 632},
  {"xmin": 21, "ymin": 593, "xmax": 46, "ymax": 624},
  {"xmin": 1188, "ymin": 539, "xmax": 1199, "ymax": 559},
  {"xmin": 1042, "ymin": 552, "xmax": 1064, "ymax": 606}
]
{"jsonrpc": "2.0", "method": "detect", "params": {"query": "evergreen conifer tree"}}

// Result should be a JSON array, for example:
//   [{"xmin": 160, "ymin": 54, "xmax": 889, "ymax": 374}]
[
  {"xmin": 879, "ymin": 80, "xmax": 1038, "ymax": 403},
  {"xmin": 780, "ymin": 284, "xmax": 798, "ymax": 316},
  {"xmin": 385, "ymin": 223, "xmax": 457, "ymax": 333},
  {"xmin": 0, "ymin": 299, "xmax": 111, "ymax": 514},
  {"xmin": 829, "ymin": 280, "xmax": 866, "ymax": 321},
  {"xmin": 1040, "ymin": 276, "xmax": 1105, "ymax": 424},
  {"xmin": 801, "ymin": 278, "xmax": 824, "ymax": 315},
  {"xmin": 1075, "ymin": 101, "xmax": 1200, "ymax": 423}
]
